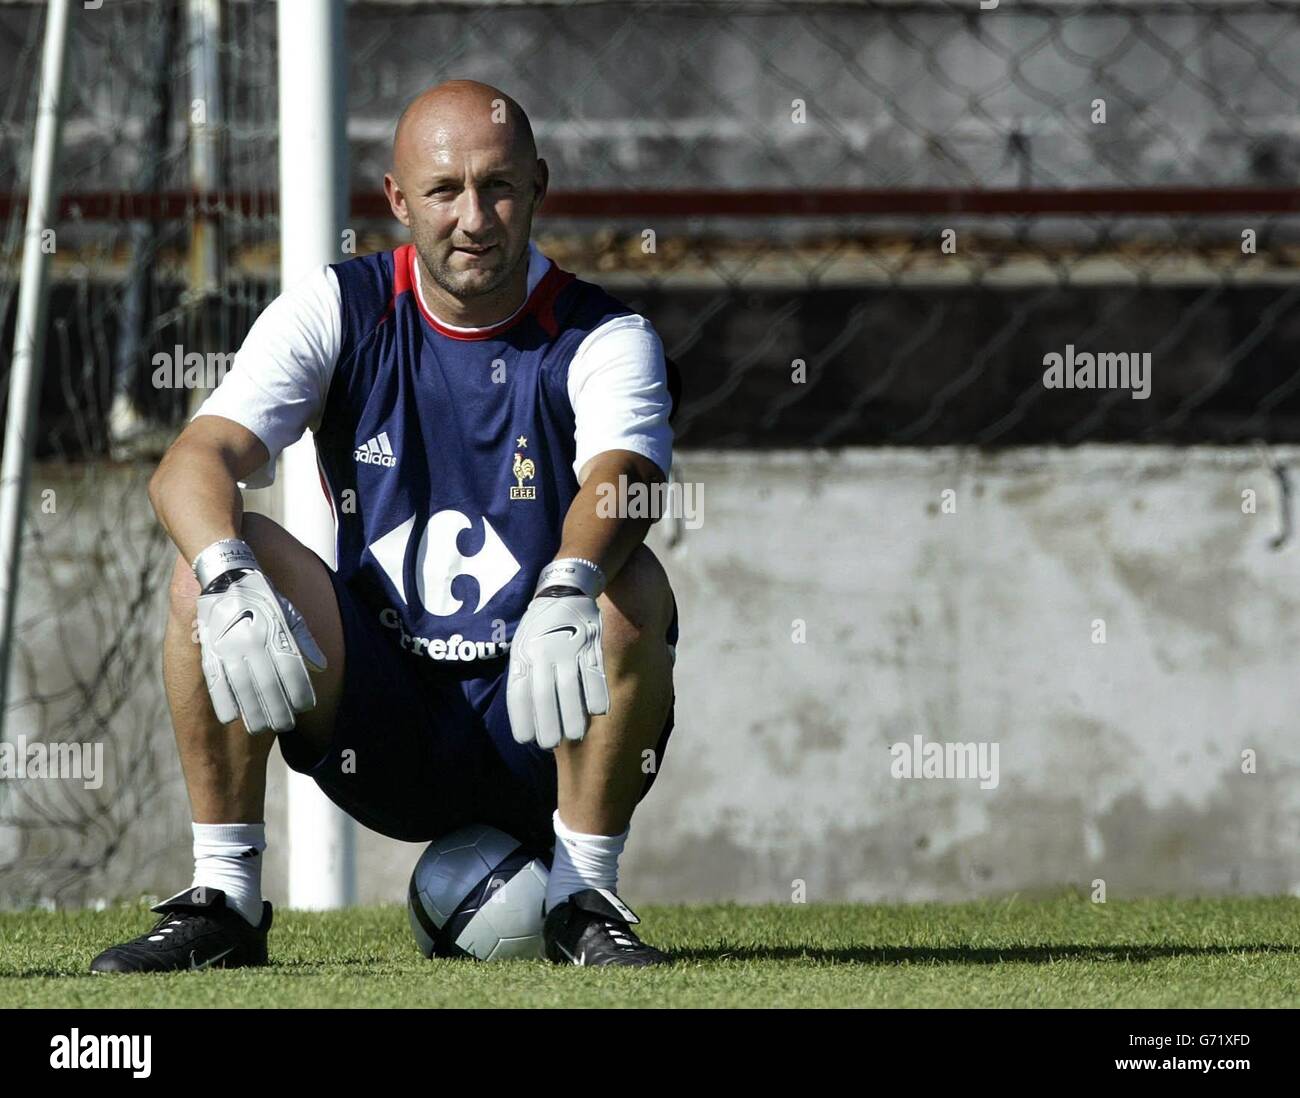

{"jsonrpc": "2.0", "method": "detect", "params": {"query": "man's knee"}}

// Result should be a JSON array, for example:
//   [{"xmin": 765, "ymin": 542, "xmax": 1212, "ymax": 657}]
[
  {"xmin": 166, "ymin": 510, "xmax": 343, "ymax": 741},
  {"xmin": 166, "ymin": 512, "xmax": 289, "ymax": 621},
  {"xmin": 598, "ymin": 544, "xmax": 675, "ymax": 661}
]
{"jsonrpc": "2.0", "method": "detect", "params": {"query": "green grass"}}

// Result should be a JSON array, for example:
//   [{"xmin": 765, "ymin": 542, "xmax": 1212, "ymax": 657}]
[{"xmin": 1, "ymin": 894, "xmax": 1298, "ymax": 1008}]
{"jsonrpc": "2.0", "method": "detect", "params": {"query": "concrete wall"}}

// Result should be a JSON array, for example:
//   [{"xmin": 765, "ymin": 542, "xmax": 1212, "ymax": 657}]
[
  {"xmin": 622, "ymin": 446, "xmax": 1300, "ymax": 902},
  {"xmin": 5, "ymin": 445, "xmax": 1298, "ymax": 907}
]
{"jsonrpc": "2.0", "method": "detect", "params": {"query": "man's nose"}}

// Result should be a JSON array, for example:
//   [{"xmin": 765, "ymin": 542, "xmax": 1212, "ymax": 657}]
[{"xmin": 454, "ymin": 187, "xmax": 491, "ymax": 235}]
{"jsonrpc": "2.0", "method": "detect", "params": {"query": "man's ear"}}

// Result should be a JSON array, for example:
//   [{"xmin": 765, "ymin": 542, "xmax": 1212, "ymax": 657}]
[{"xmin": 384, "ymin": 172, "xmax": 410, "ymax": 227}]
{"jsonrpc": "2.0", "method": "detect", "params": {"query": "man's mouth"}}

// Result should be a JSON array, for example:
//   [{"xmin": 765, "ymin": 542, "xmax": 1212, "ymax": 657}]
[{"xmin": 453, "ymin": 244, "xmax": 495, "ymax": 257}]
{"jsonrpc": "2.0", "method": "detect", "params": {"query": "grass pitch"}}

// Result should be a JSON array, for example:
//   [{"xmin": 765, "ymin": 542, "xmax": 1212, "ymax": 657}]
[{"xmin": 1, "ymin": 894, "xmax": 1297, "ymax": 1008}]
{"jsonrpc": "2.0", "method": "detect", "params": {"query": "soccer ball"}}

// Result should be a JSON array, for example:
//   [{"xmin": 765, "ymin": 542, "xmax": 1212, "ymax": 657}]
[{"xmin": 407, "ymin": 823, "xmax": 550, "ymax": 961}]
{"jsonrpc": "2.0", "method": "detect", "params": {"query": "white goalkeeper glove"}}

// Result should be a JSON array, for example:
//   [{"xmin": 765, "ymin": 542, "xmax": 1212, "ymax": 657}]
[
  {"xmin": 507, "ymin": 558, "xmax": 610, "ymax": 750},
  {"xmin": 193, "ymin": 538, "xmax": 327, "ymax": 735}
]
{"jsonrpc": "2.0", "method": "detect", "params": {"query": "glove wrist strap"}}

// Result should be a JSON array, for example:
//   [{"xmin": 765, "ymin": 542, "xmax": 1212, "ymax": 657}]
[
  {"xmin": 193, "ymin": 538, "xmax": 259, "ymax": 592},
  {"xmin": 535, "ymin": 557, "xmax": 605, "ymax": 599}
]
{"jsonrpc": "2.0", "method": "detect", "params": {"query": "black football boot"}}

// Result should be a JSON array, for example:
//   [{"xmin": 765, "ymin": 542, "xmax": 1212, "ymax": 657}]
[
  {"xmin": 90, "ymin": 887, "xmax": 271, "ymax": 973},
  {"xmin": 543, "ymin": 887, "xmax": 670, "ymax": 967}
]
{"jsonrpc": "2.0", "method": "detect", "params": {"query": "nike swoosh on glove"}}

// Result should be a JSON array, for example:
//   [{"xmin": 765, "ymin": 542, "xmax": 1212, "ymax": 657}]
[
  {"xmin": 196, "ymin": 570, "xmax": 327, "ymax": 734},
  {"xmin": 507, "ymin": 592, "xmax": 610, "ymax": 749}
]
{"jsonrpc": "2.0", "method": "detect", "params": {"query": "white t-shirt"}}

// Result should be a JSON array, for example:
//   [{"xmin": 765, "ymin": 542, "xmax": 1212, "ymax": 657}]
[{"xmin": 193, "ymin": 241, "xmax": 674, "ymax": 489}]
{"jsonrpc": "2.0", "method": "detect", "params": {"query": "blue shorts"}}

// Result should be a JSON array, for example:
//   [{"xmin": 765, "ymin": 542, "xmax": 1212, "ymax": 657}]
[{"xmin": 278, "ymin": 567, "xmax": 678, "ymax": 853}]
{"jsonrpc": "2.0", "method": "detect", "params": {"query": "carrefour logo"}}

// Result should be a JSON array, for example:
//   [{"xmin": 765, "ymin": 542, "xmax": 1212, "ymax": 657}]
[{"xmin": 367, "ymin": 509, "xmax": 520, "ymax": 617}]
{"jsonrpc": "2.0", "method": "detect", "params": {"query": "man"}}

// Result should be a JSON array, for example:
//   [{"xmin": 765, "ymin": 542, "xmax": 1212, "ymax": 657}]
[{"xmin": 91, "ymin": 80, "xmax": 680, "ymax": 971}]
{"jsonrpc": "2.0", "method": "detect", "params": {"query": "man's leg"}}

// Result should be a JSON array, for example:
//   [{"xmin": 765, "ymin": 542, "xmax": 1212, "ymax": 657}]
[
  {"xmin": 164, "ymin": 511, "xmax": 346, "ymax": 825},
  {"xmin": 541, "ymin": 543, "xmax": 677, "ymax": 965},
  {"xmin": 552, "ymin": 543, "xmax": 676, "ymax": 835},
  {"xmin": 90, "ymin": 513, "xmax": 346, "ymax": 973}
]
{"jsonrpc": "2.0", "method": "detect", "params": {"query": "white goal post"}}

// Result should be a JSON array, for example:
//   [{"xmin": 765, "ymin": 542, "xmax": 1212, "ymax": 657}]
[
  {"xmin": 0, "ymin": 0, "xmax": 69, "ymax": 733},
  {"xmin": 276, "ymin": 0, "xmax": 356, "ymax": 910}
]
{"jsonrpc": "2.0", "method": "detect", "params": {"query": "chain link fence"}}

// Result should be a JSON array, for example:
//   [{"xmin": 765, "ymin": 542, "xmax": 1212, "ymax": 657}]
[{"xmin": 1, "ymin": 0, "xmax": 1298, "ymax": 903}]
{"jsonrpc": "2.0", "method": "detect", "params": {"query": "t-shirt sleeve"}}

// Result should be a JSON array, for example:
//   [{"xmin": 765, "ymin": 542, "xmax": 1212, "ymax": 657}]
[
  {"xmin": 567, "ymin": 313, "xmax": 674, "ymax": 481},
  {"xmin": 191, "ymin": 265, "xmax": 342, "ymax": 489}
]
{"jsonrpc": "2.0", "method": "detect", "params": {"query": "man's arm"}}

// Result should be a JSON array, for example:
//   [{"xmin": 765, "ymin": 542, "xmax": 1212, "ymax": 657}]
[
  {"xmin": 152, "ymin": 263, "xmax": 339, "ymax": 562},
  {"xmin": 505, "ymin": 453, "xmax": 668, "ymax": 750},
  {"xmin": 148, "ymin": 264, "xmax": 338, "ymax": 734},
  {"xmin": 556, "ymin": 448, "xmax": 667, "ymax": 583},
  {"xmin": 147, "ymin": 415, "xmax": 272, "ymax": 564},
  {"xmin": 507, "ymin": 310, "xmax": 673, "ymax": 749},
  {"xmin": 558, "ymin": 311, "xmax": 675, "ymax": 583}
]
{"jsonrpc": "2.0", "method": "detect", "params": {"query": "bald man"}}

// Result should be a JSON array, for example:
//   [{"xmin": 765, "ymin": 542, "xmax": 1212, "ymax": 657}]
[{"xmin": 91, "ymin": 81, "xmax": 680, "ymax": 971}]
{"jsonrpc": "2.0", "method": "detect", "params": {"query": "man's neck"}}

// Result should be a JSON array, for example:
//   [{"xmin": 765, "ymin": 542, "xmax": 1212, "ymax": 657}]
[{"xmin": 414, "ymin": 247, "xmax": 531, "ymax": 330}]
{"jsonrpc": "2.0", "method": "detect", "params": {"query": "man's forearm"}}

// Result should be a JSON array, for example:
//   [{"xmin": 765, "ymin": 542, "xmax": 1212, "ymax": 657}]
[
  {"xmin": 148, "ymin": 440, "xmax": 246, "ymax": 566},
  {"xmin": 554, "ymin": 451, "xmax": 663, "ymax": 585}
]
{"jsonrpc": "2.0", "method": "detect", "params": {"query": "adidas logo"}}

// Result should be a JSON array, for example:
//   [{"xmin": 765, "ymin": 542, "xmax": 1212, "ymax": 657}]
[{"xmin": 354, "ymin": 431, "xmax": 397, "ymax": 467}]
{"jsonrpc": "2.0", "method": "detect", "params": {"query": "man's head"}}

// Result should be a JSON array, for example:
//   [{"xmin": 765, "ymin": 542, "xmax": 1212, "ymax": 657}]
[{"xmin": 384, "ymin": 80, "xmax": 547, "ymax": 321}]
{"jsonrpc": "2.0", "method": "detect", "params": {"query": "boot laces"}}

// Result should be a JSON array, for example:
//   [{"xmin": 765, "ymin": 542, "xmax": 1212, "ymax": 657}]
[
  {"xmin": 141, "ymin": 911, "xmax": 201, "ymax": 945},
  {"xmin": 602, "ymin": 919, "xmax": 639, "ymax": 951}
]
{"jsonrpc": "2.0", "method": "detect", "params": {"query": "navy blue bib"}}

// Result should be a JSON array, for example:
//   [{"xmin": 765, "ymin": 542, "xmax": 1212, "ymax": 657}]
[{"xmin": 315, "ymin": 244, "xmax": 635, "ymax": 665}]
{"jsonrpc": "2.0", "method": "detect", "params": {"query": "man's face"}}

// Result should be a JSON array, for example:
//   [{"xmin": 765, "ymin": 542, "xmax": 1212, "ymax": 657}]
[{"xmin": 395, "ymin": 129, "xmax": 542, "ymax": 302}]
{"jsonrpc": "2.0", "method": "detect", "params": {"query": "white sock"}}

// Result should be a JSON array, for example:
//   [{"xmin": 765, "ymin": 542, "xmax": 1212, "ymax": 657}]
[
  {"xmin": 544, "ymin": 810, "xmax": 628, "ymax": 914},
  {"xmin": 191, "ymin": 822, "xmax": 266, "ymax": 927}
]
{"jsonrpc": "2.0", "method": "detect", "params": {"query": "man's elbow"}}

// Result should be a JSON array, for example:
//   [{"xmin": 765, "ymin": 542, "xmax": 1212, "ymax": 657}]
[
  {"xmin": 147, "ymin": 433, "xmax": 199, "ymax": 518},
  {"xmin": 579, "ymin": 449, "xmax": 665, "ymax": 491},
  {"xmin": 147, "ymin": 447, "xmax": 172, "ymax": 518},
  {"xmin": 625, "ymin": 450, "xmax": 667, "ymax": 489}
]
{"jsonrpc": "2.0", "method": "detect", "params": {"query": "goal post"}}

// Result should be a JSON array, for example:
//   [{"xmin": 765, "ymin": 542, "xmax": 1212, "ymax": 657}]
[
  {"xmin": 0, "ymin": 0, "xmax": 70, "ymax": 735},
  {"xmin": 276, "ymin": 0, "xmax": 355, "ymax": 910}
]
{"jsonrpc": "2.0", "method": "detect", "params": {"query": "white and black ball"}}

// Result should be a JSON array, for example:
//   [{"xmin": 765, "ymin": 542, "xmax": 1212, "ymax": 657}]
[{"xmin": 407, "ymin": 824, "xmax": 550, "ymax": 961}]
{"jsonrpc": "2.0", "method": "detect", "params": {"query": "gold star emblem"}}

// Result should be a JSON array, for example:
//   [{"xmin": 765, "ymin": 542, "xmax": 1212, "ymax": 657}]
[{"xmin": 516, "ymin": 435, "xmax": 528, "ymax": 448}]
